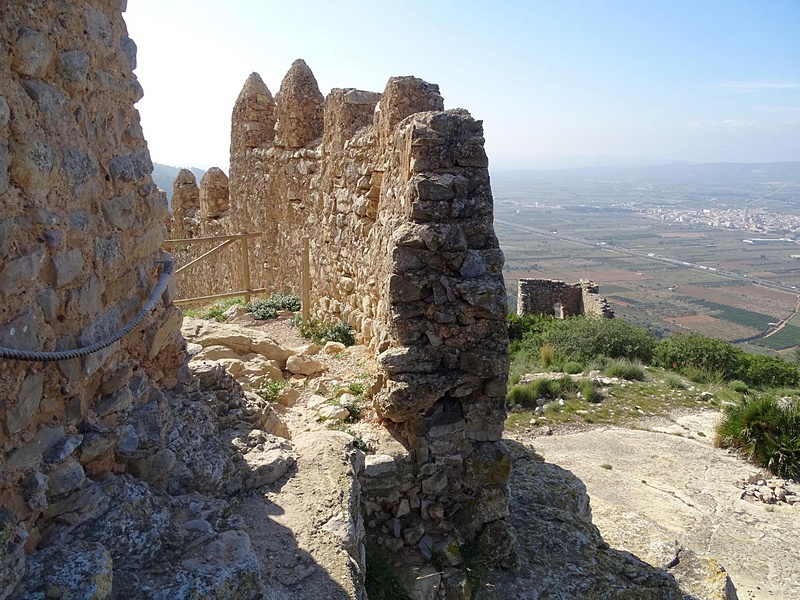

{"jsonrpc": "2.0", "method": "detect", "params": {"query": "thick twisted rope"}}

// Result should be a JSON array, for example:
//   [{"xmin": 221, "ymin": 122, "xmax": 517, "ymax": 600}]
[{"xmin": 0, "ymin": 260, "xmax": 174, "ymax": 362}]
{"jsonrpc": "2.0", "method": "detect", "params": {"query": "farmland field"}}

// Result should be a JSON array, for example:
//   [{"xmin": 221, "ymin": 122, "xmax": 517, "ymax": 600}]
[{"xmin": 492, "ymin": 167, "xmax": 800, "ymax": 350}]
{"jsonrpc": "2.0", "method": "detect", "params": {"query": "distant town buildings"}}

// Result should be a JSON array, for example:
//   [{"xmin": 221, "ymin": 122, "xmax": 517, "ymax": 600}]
[{"xmin": 641, "ymin": 206, "xmax": 800, "ymax": 239}]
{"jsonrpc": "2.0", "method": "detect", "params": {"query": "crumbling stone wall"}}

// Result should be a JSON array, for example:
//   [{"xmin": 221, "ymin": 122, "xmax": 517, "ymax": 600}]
[
  {"xmin": 517, "ymin": 278, "xmax": 615, "ymax": 318},
  {"xmin": 0, "ymin": 0, "xmax": 183, "ymax": 574},
  {"xmin": 171, "ymin": 61, "xmax": 515, "ymax": 587}
]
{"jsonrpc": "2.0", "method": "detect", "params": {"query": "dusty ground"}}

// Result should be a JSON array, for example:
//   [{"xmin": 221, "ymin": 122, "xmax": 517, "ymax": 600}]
[{"xmin": 216, "ymin": 313, "xmax": 799, "ymax": 600}]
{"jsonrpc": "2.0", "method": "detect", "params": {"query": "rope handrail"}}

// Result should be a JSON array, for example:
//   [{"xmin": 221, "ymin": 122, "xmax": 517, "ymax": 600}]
[{"xmin": 0, "ymin": 259, "xmax": 175, "ymax": 362}]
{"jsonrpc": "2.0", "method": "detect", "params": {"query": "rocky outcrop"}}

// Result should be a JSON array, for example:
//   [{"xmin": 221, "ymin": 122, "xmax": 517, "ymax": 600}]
[{"xmin": 480, "ymin": 441, "xmax": 684, "ymax": 599}]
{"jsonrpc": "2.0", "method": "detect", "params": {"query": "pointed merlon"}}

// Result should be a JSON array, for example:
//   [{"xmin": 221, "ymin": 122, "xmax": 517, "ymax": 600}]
[
  {"xmin": 274, "ymin": 59, "xmax": 324, "ymax": 149},
  {"xmin": 230, "ymin": 72, "xmax": 276, "ymax": 161},
  {"xmin": 199, "ymin": 167, "xmax": 230, "ymax": 220},
  {"xmin": 170, "ymin": 169, "xmax": 200, "ymax": 238}
]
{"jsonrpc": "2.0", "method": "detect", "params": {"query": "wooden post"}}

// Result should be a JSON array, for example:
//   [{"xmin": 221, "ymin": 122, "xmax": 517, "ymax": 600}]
[
  {"xmin": 241, "ymin": 236, "xmax": 252, "ymax": 304},
  {"xmin": 302, "ymin": 237, "xmax": 310, "ymax": 322}
]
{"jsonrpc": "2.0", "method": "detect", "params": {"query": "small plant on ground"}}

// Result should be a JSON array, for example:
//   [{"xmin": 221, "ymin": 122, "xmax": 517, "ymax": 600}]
[
  {"xmin": 256, "ymin": 380, "xmax": 286, "ymax": 403},
  {"xmin": 365, "ymin": 548, "xmax": 411, "ymax": 600},
  {"xmin": 728, "ymin": 380, "xmax": 750, "ymax": 394},
  {"xmin": 183, "ymin": 296, "xmax": 245, "ymax": 322},
  {"xmin": 716, "ymin": 395, "xmax": 800, "ymax": 480},
  {"xmin": 293, "ymin": 317, "xmax": 356, "ymax": 346},
  {"xmin": 563, "ymin": 361, "xmax": 584, "ymax": 375},
  {"xmin": 345, "ymin": 428, "xmax": 368, "ymax": 452},
  {"xmin": 540, "ymin": 343, "xmax": 554, "ymax": 367},
  {"xmin": 683, "ymin": 366, "xmax": 725, "ymax": 385},
  {"xmin": 664, "ymin": 373, "xmax": 686, "ymax": 389},
  {"xmin": 579, "ymin": 378, "xmax": 603, "ymax": 403},
  {"xmin": 247, "ymin": 291, "xmax": 301, "ymax": 320},
  {"xmin": 600, "ymin": 463, "xmax": 613, "ymax": 470},
  {"xmin": 604, "ymin": 360, "xmax": 646, "ymax": 381}
]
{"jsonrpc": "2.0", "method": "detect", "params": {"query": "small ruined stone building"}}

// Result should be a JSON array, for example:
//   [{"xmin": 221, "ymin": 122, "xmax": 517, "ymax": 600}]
[{"xmin": 517, "ymin": 278, "xmax": 615, "ymax": 318}]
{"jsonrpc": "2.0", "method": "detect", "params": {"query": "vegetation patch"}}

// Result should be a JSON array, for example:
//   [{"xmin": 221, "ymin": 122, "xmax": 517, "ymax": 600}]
[
  {"xmin": 292, "ymin": 316, "xmax": 356, "ymax": 346},
  {"xmin": 256, "ymin": 380, "xmax": 286, "ymax": 403},
  {"xmin": 248, "ymin": 292, "xmax": 301, "ymax": 320},
  {"xmin": 716, "ymin": 396, "xmax": 800, "ymax": 480},
  {"xmin": 183, "ymin": 296, "xmax": 245, "ymax": 322},
  {"xmin": 365, "ymin": 548, "xmax": 411, "ymax": 600}
]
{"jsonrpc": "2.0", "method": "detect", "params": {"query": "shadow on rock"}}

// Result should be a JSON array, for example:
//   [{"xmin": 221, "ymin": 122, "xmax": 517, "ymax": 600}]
[
  {"xmin": 478, "ymin": 440, "xmax": 685, "ymax": 600},
  {"xmin": 12, "ymin": 363, "xmax": 359, "ymax": 599}
]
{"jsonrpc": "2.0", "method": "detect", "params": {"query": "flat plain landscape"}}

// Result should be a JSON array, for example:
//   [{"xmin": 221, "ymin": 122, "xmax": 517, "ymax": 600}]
[{"xmin": 492, "ymin": 163, "xmax": 800, "ymax": 355}]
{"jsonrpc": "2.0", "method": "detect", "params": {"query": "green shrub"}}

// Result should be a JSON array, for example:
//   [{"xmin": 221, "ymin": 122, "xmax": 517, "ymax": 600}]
[
  {"xmin": 563, "ymin": 361, "xmax": 584, "ymax": 375},
  {"xmin": 604, "ymin": 360, "xmax": 646, "ymax": 381},
  {"xmin": 183, "ymin": 296, "xmax": 245, "ymax": 322},
  {"xmin": 365, "ymin": 549, "xmax": 411, "ymax": 600},
  {"xmin": 728, "ymin": 380, "xmax": 750, "ymax": 394},
  {"xmin": 716, "ymin": 396, "xmax": 800, "ymax": 479},
  {"xmin": 664, "ymin": 373, "xmax": 687, "ymax": 390},
  {"xmin": 247, "ymin": 292, "xmax": 301, "ymax": 320},
  {"xmin": 579, "ymin": 378, "xmax": 603, "ymax": 403},
  {"xmin": 739, "ymin": 354, "xmax": 800, "ymax": 389},
  {"xmin": 543, "ymin": 317, "xmax": 656, "ymax": 364},
  {"xmin": 540, "ymin": 344, "xmax": 554, "ymax": 367},
  {"xmin": 655, "ymin": 333, "xmax": 744, "ymax": 380},
  {"xmin": 683, "ymin": 366, "xmax": 725, "ymax": 385},
  {"xmin": 293, "ymin": 317, "xmax": 356, "ymax": 346},
  {"xmin": 256, "ymin": 380, "xmax": 286, "ymax": 403},
  {"xmin": 248, "ymin": 300, "xmax": 278, "ymax": 320}
]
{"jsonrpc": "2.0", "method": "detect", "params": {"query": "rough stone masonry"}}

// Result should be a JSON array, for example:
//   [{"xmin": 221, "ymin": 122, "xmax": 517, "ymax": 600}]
[
  {"xmin": 172, "ymin": 63, "xmax": 517, "ymax": 573},
  {"xmin": 0, "ymin": 0, "xmax": 186, "ymax": 593}
]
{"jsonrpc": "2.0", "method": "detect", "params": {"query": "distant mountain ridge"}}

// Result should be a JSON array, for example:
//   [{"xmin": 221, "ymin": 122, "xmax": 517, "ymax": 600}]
[
  {"xmin": 152, "ymin": 162, "xmax": 206, "ymax": 201},
  {"xmin": 493, "ymin": 161, "xmax": 800, "ymax": 185}
]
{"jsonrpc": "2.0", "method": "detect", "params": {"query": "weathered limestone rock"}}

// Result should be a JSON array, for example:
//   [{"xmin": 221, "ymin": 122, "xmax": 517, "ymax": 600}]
[
  {"xmin": 479, "ymin": 441, "xmax": 683, "ymax": 599},
  {"xmin": 181, "ymin": 316, "xmax": 292, "ymax": 366}
]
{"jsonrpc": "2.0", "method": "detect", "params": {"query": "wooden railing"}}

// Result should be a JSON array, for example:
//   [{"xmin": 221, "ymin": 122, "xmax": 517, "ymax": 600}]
[{"xmin": 162, "ymin": 232, "xmax": 265, "ymax": 306}]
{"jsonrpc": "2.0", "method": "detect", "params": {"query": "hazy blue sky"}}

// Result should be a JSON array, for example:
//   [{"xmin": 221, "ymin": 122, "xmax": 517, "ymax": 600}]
[{"xmin": 124, "ymin": 1, "xmax": 800, "ymax": 172}]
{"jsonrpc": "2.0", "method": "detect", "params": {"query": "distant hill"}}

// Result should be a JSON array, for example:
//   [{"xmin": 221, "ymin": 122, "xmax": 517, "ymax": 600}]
[
  {"xmin": 152, "ymin": 162, "xmax": 206, "ymax": 202},
  {"xmin": 494, "ymin": 161, "xmax": 800, "ymax": 185}
]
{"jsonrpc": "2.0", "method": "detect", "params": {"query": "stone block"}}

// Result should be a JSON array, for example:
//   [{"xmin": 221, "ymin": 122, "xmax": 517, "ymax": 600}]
[
  {"xmin": 11, "ymin": 27, "xmax": 53, "ymax": 77},
  {"xmin": 0, "ymin": 309, "xmax": 39, "ymax": 352},
  {"xmin": 0, "ymin": 96, "xmax": 9, "ymax": 129},
  {"xmin": 94, "ymin": 234, "xmax": 122, "ymax": 267},
  {"xmin": 10, "ymin": 139, "xmax": 55, "ymax": 198},
  {"xmin": 53, "ymin": 248, "xmax": 84, "ymax": 288},
  {"xmin": 0, "ymin": 248, "xmax": 45, "ymax": 298},
  {"xmin": 5, "ymin": 372, "xmax": 44, "ymax": 435},
  {"xmin": 95, "ymin": 388, "xmax": 134, "ymax": 417},
  {"xmin": 57, "ymin": 50, "xmax": 90, "ymax": 89},
  {"xmin": 147, "ymin": 306, "xmax": 183, "ymax": 359},
  {"xmin": 20, "ymin": 80, "xmax": 68, "ymax": 129},
  {"xmin": 7, "ymin": 426, "xmax": 65, "ymax": 470},
  {"xmin": 0, "ymin": 218, "xmax": 12, "ymax": 259},
  {"xmin": 37, "ymin": 288, "xmax": 59, "ymax": 321},
  {"xmin": 46, "ymin": 458, "xmax": 86, "ymax": 496},
  {"xmin": 0, "ymin": 142, "xmax": 7, "ymax": 194}
]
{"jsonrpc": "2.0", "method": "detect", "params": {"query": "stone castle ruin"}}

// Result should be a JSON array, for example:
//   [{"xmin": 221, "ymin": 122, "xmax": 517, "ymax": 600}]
[
  {"xmin": 172, "ymin": 60, "xmax": 517, "ymax": 574},
  {"xmin": 0, "ymin": 2, "xmax": 696, "ymax": 599},
  {"xmin": 517, "ymin": 278, "xmax": 615, "ymax": 319}
]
